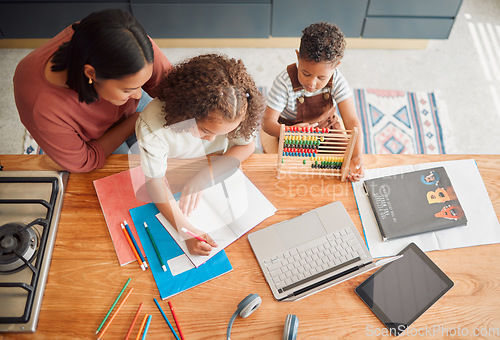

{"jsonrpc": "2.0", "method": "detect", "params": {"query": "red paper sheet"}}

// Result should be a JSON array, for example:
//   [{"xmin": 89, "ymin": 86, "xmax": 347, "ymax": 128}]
[{"xmin": 93, "ymin": 166, "xmax": 152, "ymax": 266}]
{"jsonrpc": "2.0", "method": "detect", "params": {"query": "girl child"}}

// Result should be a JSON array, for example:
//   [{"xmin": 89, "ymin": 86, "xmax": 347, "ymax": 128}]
[{"xmin": 136, "ymin": 54, "xmax": 265, "ymax": 256}]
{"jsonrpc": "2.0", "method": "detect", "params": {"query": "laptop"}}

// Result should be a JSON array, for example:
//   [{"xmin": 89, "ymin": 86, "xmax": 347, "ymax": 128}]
[{"xmin": 248, "ymin": 201, "xmax": 376, "ymax": 301}]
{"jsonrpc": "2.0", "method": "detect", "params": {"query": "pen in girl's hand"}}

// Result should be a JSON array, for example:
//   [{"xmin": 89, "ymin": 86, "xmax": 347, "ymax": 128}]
[{"xmin": 181, "ymin": 227, "xmax": 208, "ymax": 243}]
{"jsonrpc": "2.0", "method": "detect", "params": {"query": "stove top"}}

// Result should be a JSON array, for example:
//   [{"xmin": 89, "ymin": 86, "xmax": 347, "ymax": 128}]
[{"xmin": 0, "ymin": 170, "xmax": 68, "ymax": 333}]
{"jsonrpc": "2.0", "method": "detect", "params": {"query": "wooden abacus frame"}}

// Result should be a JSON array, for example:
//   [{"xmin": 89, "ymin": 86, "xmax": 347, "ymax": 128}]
[{"xmin": 276, "ymin": 125, "xmax": 358, "ymax": 182}]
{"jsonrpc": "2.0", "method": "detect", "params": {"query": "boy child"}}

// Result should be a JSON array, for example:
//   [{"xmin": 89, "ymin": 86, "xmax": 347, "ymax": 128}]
[{"xmin": 261, "ymin": 22, "xmax": 364, "ymax": 181}]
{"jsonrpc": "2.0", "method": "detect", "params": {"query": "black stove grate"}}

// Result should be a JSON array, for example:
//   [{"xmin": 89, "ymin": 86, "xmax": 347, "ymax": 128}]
[{"xmin": 0, "ymin": 177, "xmax": 58, "ymax": 324}]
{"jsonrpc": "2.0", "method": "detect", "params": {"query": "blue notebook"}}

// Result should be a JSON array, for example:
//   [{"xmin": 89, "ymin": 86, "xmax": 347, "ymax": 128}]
[{"xmin": 129, "ymin": 203, "xmax": 233, "ymax": 300}]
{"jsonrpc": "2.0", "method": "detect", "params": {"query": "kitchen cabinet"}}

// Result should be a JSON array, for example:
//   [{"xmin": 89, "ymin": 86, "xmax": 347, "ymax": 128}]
[
  {"xmin": 271, "ymin": 0, "xmax": 368, "ymax": 38},
  {"xmin": 131, "ymin": 1, "xmax": 271, "ymax": 39},
  {"xmin": 0, "ymin": 1, "xmax": 129, "ymax": 39},
  {"xmin": 0, "ymin": 0, "xmax": 463, "ymax": 40},
  {"xmin": 362, "ymin": 0, "xmax": 463, "ymax": 39}
]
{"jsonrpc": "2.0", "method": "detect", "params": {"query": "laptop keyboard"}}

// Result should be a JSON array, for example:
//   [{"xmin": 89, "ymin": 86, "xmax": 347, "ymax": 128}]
[{"xmin": 262, "ymin": 226, "xmax": 368, "ymax": 293}]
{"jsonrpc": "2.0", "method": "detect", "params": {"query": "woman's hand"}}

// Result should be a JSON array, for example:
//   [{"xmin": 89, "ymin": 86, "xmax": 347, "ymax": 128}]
[
  {"xmin": 347, "ymin": 156, "xmax": 365, "ymax": 182},
  {"xmin": 181, "ymin": 227, "xmax": 218, "ymax": 256}
]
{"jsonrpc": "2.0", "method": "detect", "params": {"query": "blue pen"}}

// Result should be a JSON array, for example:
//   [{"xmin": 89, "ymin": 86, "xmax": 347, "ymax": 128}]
[
  {"xmin": 154, "ymin": 298, "xmax": 180, "ymax": 340},
  {"xmin": 124, "ymin": 220, "xmax": 148, "ymax": 269},
  {"xmin": 141, "ymin": 314, "xmax": 152, "ymax": 340}
]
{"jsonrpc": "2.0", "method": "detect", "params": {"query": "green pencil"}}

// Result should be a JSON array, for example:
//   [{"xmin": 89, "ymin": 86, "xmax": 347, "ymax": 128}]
[
  {"xmin": 95, "ymin": 277, "xmax": 131, "ymax": 334},
  {"xmin": 144, "ymin": 222, "xmax": 167, "ymax": 272}
]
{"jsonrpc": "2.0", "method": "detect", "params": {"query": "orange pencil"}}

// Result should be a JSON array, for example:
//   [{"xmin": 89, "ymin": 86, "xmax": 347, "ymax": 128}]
[
  {"xmin": 168, "ymin": 301, "xmax": 185, "ymax": 340},
  {"xmin": 121, "ymin": 223, "xmax": 146, "ymax": 271},
  {"xmin": 135, "ymin": 314, "xmax": 149, "ymax": 340},
  {"xmin": 124, "ymin": 302, "xmax": 144, "ymax": 340},
  {"xmin": 97, "ymin": 287, "xmax": 134, "ymax": 340}
]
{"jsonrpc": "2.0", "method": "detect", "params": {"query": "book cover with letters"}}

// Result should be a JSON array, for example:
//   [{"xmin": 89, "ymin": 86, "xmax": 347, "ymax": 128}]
[{"xmin": 363, "ymin": 166, "xmax": 467, "ymax": 241}]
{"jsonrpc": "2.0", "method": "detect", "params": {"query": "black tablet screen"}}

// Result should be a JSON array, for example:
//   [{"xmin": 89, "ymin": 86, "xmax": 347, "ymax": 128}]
[{"xmin": 355, "ymin": 243, "xmax": 454, "ymax": 336}]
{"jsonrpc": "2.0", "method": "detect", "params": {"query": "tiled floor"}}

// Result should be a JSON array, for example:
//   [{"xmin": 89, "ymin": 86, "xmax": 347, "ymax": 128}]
[{"xmin": 1, "ymin": 0, "xmax": 499, "ymax": 155}]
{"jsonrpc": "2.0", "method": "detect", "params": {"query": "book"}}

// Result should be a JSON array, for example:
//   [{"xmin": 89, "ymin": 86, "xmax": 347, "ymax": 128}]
[
  {"xmin": 157, "ymin": 168, "xmax": 277, "ymax": 267},
  {"xmin": 363, "ymin": 166, "xmax": 467, "ymax": 241},
  {"xmin": 130, "ymin": 203, "xmax": 233, "ymax": 300},
  {"xmin": 93, "ymin": 166, "xmax": 152, "ymax": 266},
  {"xmin": 353, "ymin": 159, "xmax": 499, "ymax": 257}
]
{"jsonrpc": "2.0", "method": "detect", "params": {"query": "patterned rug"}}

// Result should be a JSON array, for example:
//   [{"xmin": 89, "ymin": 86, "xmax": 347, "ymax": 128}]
[
  {"xmin": 23, "ymin": 132, "xmax": 43, "ymax": 155},
  {"xmin": 353, "ymin": 89, "xmax": 451, "ymax": 154},
  {"xmin": 23, "ymin": 88, "xmax": 453, "ymax": 155}
]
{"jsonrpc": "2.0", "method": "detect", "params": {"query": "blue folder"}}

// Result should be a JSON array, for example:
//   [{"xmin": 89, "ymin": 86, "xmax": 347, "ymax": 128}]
[{"xmin": 129, "ymin": 203, "xmax": 233, "ymax": 300}]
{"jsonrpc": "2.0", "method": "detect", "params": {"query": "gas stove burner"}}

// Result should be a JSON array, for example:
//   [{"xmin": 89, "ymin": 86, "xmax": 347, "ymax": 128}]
[{"xmin": 0, "ymin": 223, "xmax": 38, "ymax": 273}]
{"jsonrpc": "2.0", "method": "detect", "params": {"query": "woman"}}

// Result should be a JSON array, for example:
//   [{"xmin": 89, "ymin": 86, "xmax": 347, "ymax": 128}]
[{"xmin": 14, "ymin": 9, "xmax": 171, "ymax": 172}]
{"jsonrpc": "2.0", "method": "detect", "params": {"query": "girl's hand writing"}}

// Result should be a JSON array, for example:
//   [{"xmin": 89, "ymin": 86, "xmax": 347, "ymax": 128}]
[{"xmin": 181, "ymin": 227, "xmax": 218, "ymax": 256}]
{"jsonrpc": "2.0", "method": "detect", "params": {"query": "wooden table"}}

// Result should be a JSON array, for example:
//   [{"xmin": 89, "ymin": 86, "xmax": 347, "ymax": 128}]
[{"xmin": 1, "ymin": 154, "xmax": 499, "ymax": 340}]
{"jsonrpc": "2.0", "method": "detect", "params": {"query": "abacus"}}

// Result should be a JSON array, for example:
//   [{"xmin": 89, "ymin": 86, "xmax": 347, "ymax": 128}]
[{"xmin": 277, "ymin": 125, "xmax": 358, "ymax": 181}]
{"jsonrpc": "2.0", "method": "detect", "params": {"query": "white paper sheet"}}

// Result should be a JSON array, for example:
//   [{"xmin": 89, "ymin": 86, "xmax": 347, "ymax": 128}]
[
  {"xmin": 157, "ymin": 168, "xmax": 277, "ymax": 267},
  {"xmin": 353, "ymin": 159, "xmax": 500, "ymax": 257}
]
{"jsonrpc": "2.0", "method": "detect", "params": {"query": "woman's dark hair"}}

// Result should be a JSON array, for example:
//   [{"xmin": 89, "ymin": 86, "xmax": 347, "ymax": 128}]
[
  {"xmin": 158, "ymin": 54, "xmax": 265, "ymax": 141},
  {"xmin": 51, "ymin": 9, "xmax": 154, "ymax": 104},
  {"xmin": 299, "ymin": 22, "xmax": 345, "ymax": 65}
]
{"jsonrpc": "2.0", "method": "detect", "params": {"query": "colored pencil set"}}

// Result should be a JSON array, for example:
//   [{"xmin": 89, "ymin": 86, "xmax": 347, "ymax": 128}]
[
  {"xmin": 133, "ymin": 310, "xmax": 152, "ymax": 340},
  {"xmin": 95, "ymin": 278, "xmax": 134, "ymax": 339},
  {"xmin": 121, "ymin": 220, "xmax": 168, "ymax": 273},
  {"xmin": 154, "ymin": 298, "xmax": 185, "ymax": 340},
  {"xmin": 95, "ymin": 278, "xmax": 188, "ymax": 339},
  {"xmin": 99, "ymin": 220, "xmax": 185, "ymax": 338},
  {"xmin": 121, "ymin": 220, "xmax": 148, "ymax": 270}
]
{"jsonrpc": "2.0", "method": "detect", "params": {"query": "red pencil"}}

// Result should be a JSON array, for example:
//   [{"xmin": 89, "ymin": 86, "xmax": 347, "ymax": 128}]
[
  {"xmin": 168, "ymin": 301, "xmax": 185, "ymax": 340},
  {"xmin": 125, "ymin": 302, "xmax": 143, "ymax": 340}
]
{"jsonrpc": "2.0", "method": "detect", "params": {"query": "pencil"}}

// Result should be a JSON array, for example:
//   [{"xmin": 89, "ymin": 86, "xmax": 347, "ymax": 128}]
[
  {"xmin": 141, "ymin": 314, "xmax": 152, "ymax": 340},
  {"xmin": 135, "ymin": 314, "xmax": 149, "ymax": 340},
  {"xmin": 168, "ymin": 301, "xmax": 185, "ymax": 340},
  {"xmin": 95, "ymin": 278, "xmax": 131, "ymax": 335},
  {"xmin": 121, "ymin": 223, "xmax": 146, "ymax": 271},
  {"xmin": 124, "ymin": 220, "xmax": 148, "ymax": 269},
  {"xmin": 144, "ymin": 222, "xmax": 167, "ymax": 271},
  {"xmin": 180, "ymin": 227, "xmax": 208, "ymax": 243},
  {"xmin": 97, "ymin": 287, "xmax": 134, "ymax": 340},
  {"xmin": 124, "ymin": 302, "xmax": 143, "ymax": 340},
  {"xmin": 153, "ymin": 298, "xmax": 181, "ymax": 340}
]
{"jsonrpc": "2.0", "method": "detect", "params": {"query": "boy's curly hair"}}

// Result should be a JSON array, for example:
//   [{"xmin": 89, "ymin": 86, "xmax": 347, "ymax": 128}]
[
  {"xmin": 157, "ymin": 54, "xmax": 265, "ymax": 141},
  {"xmin": 299, "ymin": 22, "xmax": 345, "ymax": 65}
]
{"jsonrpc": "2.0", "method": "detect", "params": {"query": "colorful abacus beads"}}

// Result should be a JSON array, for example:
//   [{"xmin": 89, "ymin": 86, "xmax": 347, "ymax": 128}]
[
  {"xmin": 310, "ymin": 157, "xmax": 343, "ymax": 169},
  {"xmin": 282, "ymin": 147, "xmax": 317, "ymax": 157},
  {"xmin": 284, "ymin": 126, "xmax": 329, "ymax": 134},
  {"xmin": 283, "ymin": 135, "xmax": 321, "ymax": 149},
  {"xmin": 283, "ymin": 142, "xmax": 319, "ymax": 150}
]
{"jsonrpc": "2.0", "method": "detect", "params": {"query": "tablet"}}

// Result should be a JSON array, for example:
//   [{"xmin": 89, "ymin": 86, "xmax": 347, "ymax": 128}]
[{"xmin": 355, "ymin": 243, "xmax": 454, "ymax": 336}]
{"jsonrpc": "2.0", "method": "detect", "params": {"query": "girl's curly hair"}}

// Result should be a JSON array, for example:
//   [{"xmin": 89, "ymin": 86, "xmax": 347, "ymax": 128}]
[
  {"xmin": 158, "ymin": 54, "xmax": 265, "ymax": 141},
  {"xmin": 299, "ymin": 22, "xmax": 345, "ymax": 65}
]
